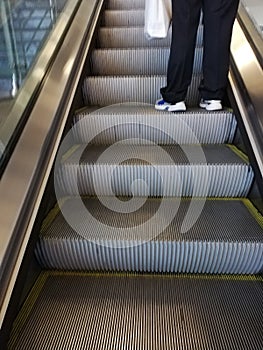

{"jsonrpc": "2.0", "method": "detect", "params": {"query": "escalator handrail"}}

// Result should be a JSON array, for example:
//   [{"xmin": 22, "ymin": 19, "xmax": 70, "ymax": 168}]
[{"xmin": 229, "ymin": 7, "xmax": 263, "ymax": 182}]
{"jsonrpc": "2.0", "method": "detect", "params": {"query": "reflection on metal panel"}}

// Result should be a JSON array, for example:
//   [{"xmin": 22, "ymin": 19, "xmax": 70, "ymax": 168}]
[
  {"xmin": 0, "ymin": 0, "xmax": 103, "ymax": 329},
  {"xmin": 230, "ymin": 18, "xmax": 263, "ymax": 177},
  {"xmin": 241, "ymin": 0, "xmax": 263, "ymax": 35},
  {"xmin": 0, "ymin": 0, "xmax": 67, "ymax": 99}
]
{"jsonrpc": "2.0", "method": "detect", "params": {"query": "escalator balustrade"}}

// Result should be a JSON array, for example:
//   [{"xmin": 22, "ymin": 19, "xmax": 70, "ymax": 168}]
[{"xmin": 8, "ymin": 0, "xmax": 263, "ymax": 349}]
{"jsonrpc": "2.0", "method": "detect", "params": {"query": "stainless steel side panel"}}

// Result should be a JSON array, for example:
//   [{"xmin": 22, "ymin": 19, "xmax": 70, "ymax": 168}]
[
  {"xmin": 0, "ymin": 0, "xmax": 104, "ymax": 329},
  {"xmin": 230, "ymin": 18, "xmax": 263, "ymax": 178}
]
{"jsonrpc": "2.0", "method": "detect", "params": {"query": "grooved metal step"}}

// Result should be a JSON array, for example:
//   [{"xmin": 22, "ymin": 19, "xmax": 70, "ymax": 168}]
[
  {"xmin": 56, "ymin": 144, "xmax": 253, "ymax": 197},
  {"xmin": 102, "ymin": 9, "xmax": 145, "ymax": 27},
  {"xmin": 73, "ymin": 105, "xmax": 237, "ymax": 145},
  {"xmin": 35, "ymin": 198, "xmax": 263, "ymax": 273},
  {"xmin": 9, "ymin": 2, "xmax": 263, "ymax": 350},
  {"xmin": 8, "ymin": 272, "xmax": 263, "ymax": 350},
  {"xmin": 90, "ymin": 47, "xmax": 203, "ymax": 75},
  {"xmin": 83, "ymin": 75, "xmax": 201, "ymax": 106},
  {"xmin": 106, "ymin": 0, "xmax": 145, "ymax": 10},
  {"xmin": 102, "ymin": 9, "xmax": 203, "ymax": 28},
  {"xmin": 97, "ymin": 26, "xmax": 203, "ymax": 48}
]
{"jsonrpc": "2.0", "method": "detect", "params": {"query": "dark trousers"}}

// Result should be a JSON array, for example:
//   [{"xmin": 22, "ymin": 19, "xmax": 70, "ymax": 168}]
[{"xmin": 161, "ymin": 0, "xmax": 240, "ymax": 104}]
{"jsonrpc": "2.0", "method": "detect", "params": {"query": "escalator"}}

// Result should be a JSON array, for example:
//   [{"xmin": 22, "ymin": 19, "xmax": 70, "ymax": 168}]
[{"xmin": 2, "ymin": 0, "xmax": 263, "ymax": 348}]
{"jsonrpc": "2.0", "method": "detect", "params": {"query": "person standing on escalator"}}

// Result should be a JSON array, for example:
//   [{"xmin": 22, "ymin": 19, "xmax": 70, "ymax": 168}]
[{"xmin": 155, "ymin": 0, "xmax": 240, "ymax": 112}]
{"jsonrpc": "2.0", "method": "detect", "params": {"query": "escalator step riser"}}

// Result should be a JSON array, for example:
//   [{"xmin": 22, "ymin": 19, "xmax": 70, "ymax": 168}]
[
  {"xmin": 35, "ymin": 239, "xmax": 263, "ymax": 274},
  {"xmin": 102, "ymin": 9, "xmax": 203, "ymax": 27},
  {"xmin": 106, "ymin": 0, "xmax": 145, "ymax": 10},
  {"xmin": 56, "ymin": 163, "xmax": 253, "ymax": 197},
  {"xmin": 35, "ymin": 198, "xmax": 263, "ymax": 274},
  {"xmin": 102, "ymin": 10, "xmax": 145, "ymax": 27},
  {"xmin": 57, "ymin": 144, "xmax": 253, "ymax": 197},
  {"xmin": 83, "ymin": 75, "xmax": 201, "ymax": 106},
  {"xmin": 91, "ymin": 48, "xmax": 203, "ymax": 75},
  {"xmin": 73, "ymin": 108, "xmax": 237, "ymax": 145},
  {"xmin": 97, "ymin": 27, "xmax": 203, "ymax": 48}
]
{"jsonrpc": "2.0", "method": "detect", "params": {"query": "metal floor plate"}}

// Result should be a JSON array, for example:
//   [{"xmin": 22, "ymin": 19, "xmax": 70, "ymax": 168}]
[
  {"xmin": 39, "ymin": 198, "xmax": 263, "ymax": 242},
  {"xmin": 8, "ymin": 272, "xmax": 263, "ymax": 350}
]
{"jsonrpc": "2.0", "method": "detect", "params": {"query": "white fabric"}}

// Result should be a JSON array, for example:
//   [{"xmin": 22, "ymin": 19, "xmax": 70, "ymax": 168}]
[{"xmin": 144, "ymin": 0, "xmax": 172, "ymax": 39}]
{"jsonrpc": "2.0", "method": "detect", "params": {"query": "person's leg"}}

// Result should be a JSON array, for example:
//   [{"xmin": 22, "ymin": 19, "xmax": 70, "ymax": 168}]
[
  {"xmin": 200, "ymin": 0, "xmax": 239, "ymax": 101},
  {"xmin": 160, "ymin": 0, "xmax": 202, "ymax": 104}
]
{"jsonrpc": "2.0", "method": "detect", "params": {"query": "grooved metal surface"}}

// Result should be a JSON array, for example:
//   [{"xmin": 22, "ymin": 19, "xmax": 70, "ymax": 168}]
[
  {"xmin": 7, "ymin": 0, "xmax": 263, "ymax": 348},
  {"xmin": 73, "ymin": 106, "xmax": 237, "ymax": 145},
  {"xmin": 35, "ymin": 198, "xmax": 263, "ymax": 273},
  {"xmin": 107, "ymin": 0, "xmax": 145, "ymax": 10},
  {"xmin": 102, "ymin": 9, "xmax": 145, "ymax": 26},
  {"xmin": 8, "ymin": 273, "xmax": 263, "ymax": 350},
  {"xmin": 64, "ymin": 144, "xmax": 247, "ymax": 165},
  {"xmin": 102, "ymin": 8, "xmax": 203, "ymax": 27},
  {"xmin": 83, "ymin": 75, "xmax": 201, "ymax": 106},
  {"xmin": 97, "ymin": 26, "xmax": 203, "ymax": 48},
  {"xmin": 90, "ymin": 47, "xmax": 203, "ymax": 75},
  {"xmin": 56, "ymin": 144, "xmax": 253, "ymax": 197}
]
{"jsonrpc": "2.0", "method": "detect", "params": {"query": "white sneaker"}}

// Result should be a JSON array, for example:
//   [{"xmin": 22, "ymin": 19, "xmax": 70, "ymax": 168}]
[
  {"xmin": 199, "ymin": 99, "xmax": 222, "ymax": 111},
  {"xmin": 155, "ymin": 99, "xmax": 186, "ymax": 112}
]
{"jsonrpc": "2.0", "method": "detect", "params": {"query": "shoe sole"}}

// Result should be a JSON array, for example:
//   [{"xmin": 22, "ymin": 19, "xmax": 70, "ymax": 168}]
[
  {"xmin": 155, "ymin": 106, "xmax": 187, "ymax": 112},
  {"xmin": 167, "ymin": 106, "xmax": 186, "ymax": 112},
  {"xmin": 155, "ymin": 102, "xmax": 186, "ymax": 112},
  {"xmin": 155, "ymin": 105, "xmax": 169, "ymax": 111},
  {"xmin": 200, "ymin": 101, "xmax": 222, "ymax": 111},
  {"xmin": 200, "ymin": 104, "xmax": 222, "ymax": 111}
]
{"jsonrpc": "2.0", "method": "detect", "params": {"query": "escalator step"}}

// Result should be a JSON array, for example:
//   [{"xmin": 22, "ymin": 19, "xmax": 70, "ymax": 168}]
[
  {"xmin": 106, "ymin": 0, "xmax": 145, "ymax": 10},
  {"xmin": 97, "ymin": 26, "xmax": 203, "ymax": 49},
  {"xmin": 35, "ymin": 198, "xmax": 263, "ymax": 274},
  {"xmin": 56, "ymin": 144, "xmax": 253, "ymax": 197},
  {"xmin": 83, "ymin": 75, "xmax": 201, "ymax": 106},
  {"xmin": 102, "ymin": 9, "xmax": 145, "ymax": 27},
  {"xmin": 73, "ymin": 105, "xmax": 237, "ymax": 145},
  {"xmin": 90, "ymin": 47, "xmax": 203, "ymax": 75},
  {"xmin": 101, "ymin": 9, "xmax": 203, "ymax": 28},
  {"xmin": 8, "ymin": 272, "xmax": 263, "ymax": 349}
]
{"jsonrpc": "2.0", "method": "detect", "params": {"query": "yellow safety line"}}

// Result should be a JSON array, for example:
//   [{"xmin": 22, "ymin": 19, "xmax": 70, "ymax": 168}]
[
  {"xmin": 8, "ymin": 272, "xmax": 50, "ymax": 349},
  {"xmin": 227, "ymin": 144, "xmax": 250, "ymax": 163},
  {"xmin": 40, "ymin": 198, "xmax": 68, "ymax": 233},
  {"xmin": 243, "ymin": 198, "xmax": 263, "ymax": 229},
  {"xmin": 61, "ymin": 144, "xmax": 80, "ymax": 163},
  {"xmin": 47, "ymin": 269, "xmax": 263, "ymax": 283},
  {"xmin": 40, "ymin": 197, "xmax": 263, "ymax": 232},
  {"xmin": 8, "ymin": 267, "xmax": 262, "ymax": 348}
]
